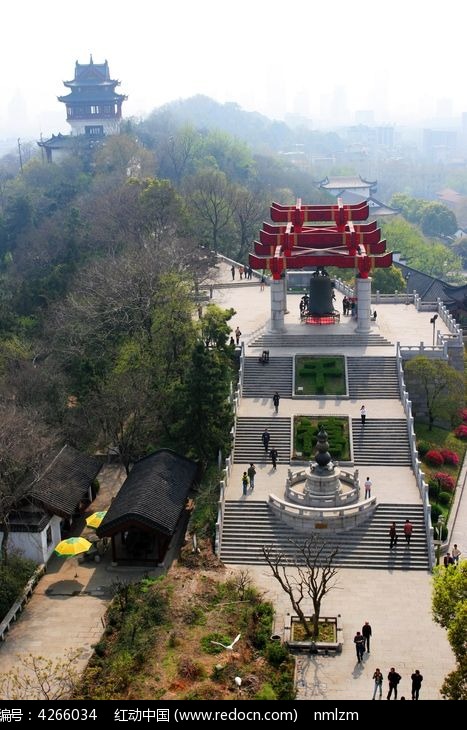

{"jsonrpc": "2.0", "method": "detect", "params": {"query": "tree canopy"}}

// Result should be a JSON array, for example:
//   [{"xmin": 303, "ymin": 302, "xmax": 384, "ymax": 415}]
[
  {"xmin": 433, "ymin": 562, "xmax": 467, "ymax": 700},
  {"xmin": 404, "ymin": 357, "xmax": 464, "ymax": 430}
]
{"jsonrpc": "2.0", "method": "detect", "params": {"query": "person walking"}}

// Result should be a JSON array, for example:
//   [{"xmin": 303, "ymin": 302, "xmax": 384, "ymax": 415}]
[
  {"xmin": 360, "ymin": 405, "xmax": 366, "ymax": 424},
  {"xmin": 242, "ymin": 471, "xmax": 249, "ymax": 496},
  {"xmin": 451, "ymin": 544, "xmax": 461, "ymax": 563},
  {"xmin": 364, "ymin": 476, "xmax": 372, "ymax": 499},
  {"xmin": 239, "ymin": 265, "xmax": 244, "ymax": 280},
  {"xmin": 247, "ymin": 463, "xmax": 256, "ymax": 491},
  {"xmin": 387, "ymin": 668, "xmax": 402, "ymax": 700},
  {"xmin": 372, "ymin": 668, "xmax": 383, "ymax": 700},
  {"xmin": 270, "ymin": 447, "xmax": 278, "ymax": 470},
  {"xmin": 353, "ymin": 631, "xmax": 365, "ymax": 663},
  {"xmin": 260, "ymin": 274, "xmax": 265, "ymax": 291},
  {"xmin": 273, "ymin": 391, "xmax": 280, "ymax": 413},
  {"xmin": 231, "ymin": 264, "xmax": 235, "ymax": 281},
  {"xmin": 403, "ymin": 518, "xmax": 413, "ymax": 545},
  {"xmin": 362, "ymin": 621, "xmax": 372, "ymax": 652},
  {"xmin": 235, "ymin": 326, "xmax": 242, "ymax": 345},
  {"xmin": 389, "ymin": 522, "xmax": 398, "ymax": 549},
  {"xmin": 262, "ymin": 428, "xmax": 270, "ymax": 452},
  {"xmin": 411, "ymin": 670, "xmax": 423, "ymax": 700}
]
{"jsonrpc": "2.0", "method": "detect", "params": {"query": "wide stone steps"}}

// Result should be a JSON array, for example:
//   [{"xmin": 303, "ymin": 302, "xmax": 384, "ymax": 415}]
[
  {"xmin": 351, "ymin": 419, "xmax": 411, "ymax": 465},
  {"xmin": 347, "ymin": 356, "xmax": 399, "ymax": 399},
  {"xmin": 220, "ymin": 502, "xmax": 429, "ymax": 570},
  {"xmin": 234, "ymin": 417, "xmax": 290, "ymax": 464},
  {"xmin": 249, "ymin": 333, "xmax": 393, "ymax": 349},
  {"xmin": 242, "ymin": 357, "xmax": 293, "ymax": 398}
]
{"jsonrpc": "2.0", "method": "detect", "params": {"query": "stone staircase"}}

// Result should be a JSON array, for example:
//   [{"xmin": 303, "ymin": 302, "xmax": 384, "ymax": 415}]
[
  {"xmin": 352, "ymin": 419, "xmax": 411, "ymax": 465},
  {"xmin": 347, "ymin": 356, "xmax": 399, "ymax": 399},
  {"xmin": 249, "ymin": 333, "xmax": 393, "ymax": 349},
  {"xmin": 242, "ymin": 357, "xmax": 293, "ymax": 398},
  {"xmin": 234, "ymin": 417, "xmax": 291, "ymax": 464},
  {"xmin": 220, "ymin": 502, "xmax": 429, "ymax": 570}
]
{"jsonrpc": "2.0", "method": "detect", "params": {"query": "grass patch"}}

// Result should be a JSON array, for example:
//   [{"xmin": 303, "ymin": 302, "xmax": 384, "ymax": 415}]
[
  {"xmin": 291, "ymin": 620, "xmax": 336, "ymax": 642},
  {"xmin": 295, "ymin": 356, "xmax": 346, "ymax": 396},
  {"xmin": 75, "ymin": 569, "xmax": 295, "ymax": 701},
  {"xmin": 294, "ymin": 416, "xmax": 350, "ymax": 461}
]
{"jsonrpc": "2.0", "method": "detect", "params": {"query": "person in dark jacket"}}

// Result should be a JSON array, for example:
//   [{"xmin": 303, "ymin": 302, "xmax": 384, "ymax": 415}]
[
  {"xmin": 272, "ymin": 391, "xmax": 280, "ymax": 413},
  {"xmin": 270, "ymin": 448, "xmax": 278, "ymax": 470},
  {"xmin": 353, "ymin": 631, "xmax": 365, "ymax": 663},
  {"xmin": 411, "ymin": 670, "xmax": 423, "ymax": 700},
  {"xmin": 362, "ymin": 621, "xmax": 372, "ymax": 652},
  {"xmin": 387, "ymin": 668, "xmax": 402, "ymax": 700}
]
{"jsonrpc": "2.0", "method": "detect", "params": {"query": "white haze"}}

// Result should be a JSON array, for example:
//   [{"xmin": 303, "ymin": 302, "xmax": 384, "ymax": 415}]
[{"xmin": 1, "ymin": 0, "xmax": 466, "ymax": 139}]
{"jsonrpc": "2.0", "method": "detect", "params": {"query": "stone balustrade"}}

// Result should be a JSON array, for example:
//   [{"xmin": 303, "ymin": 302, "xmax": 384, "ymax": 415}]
[{"xmin": 268, "ymin": 493, "xmax": 376, "ymax": 533}]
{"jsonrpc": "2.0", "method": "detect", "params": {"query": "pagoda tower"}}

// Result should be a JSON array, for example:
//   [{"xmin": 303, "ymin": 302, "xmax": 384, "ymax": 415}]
[{"xmin": 58, "ymin": 56, "xmax": 127, "ymax": 137}]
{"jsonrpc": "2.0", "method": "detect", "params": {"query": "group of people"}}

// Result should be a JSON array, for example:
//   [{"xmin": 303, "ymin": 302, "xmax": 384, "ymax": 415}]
[
  {"xmin": 354, "ymin": 624, "xmax": 423, "ymax": 699},
  {"xmin": 231, "ymin": 264, "xmax": 253, "ymax": 280},
  {"xmin": 342, "ymin": 296, "xmax": 356, "ymax": 316},
  {"xmin": 389, "ymin": 519, "xmax": 414, "ymax": 548},
  {"xmin": 444, "ymin": 544, "xmax": 461, "ymax": 566},
  {"xmin": 372, "ymin": 668, "xmax": 423, "ymax": 701}
]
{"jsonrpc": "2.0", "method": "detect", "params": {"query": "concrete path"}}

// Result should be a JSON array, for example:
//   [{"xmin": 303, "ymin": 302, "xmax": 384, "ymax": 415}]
[{"xmin": 211, "ymin": 260, "xmax": 457, "ymax": 699}]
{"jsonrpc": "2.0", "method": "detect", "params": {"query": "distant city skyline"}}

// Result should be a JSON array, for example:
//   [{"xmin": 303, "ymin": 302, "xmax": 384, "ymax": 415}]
[{"xmin": 2, "ymin": 0, "xmax": 467, "ymax": 140}]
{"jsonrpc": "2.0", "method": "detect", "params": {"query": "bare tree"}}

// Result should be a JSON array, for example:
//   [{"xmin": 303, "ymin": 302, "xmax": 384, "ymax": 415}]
[
  {"xmin": 0, "ymin": 650, "xmax": 83, "ymax": 700},
  {"xmin": 234, "ymin": 187, "xmax": 268, "ymax": 261},
  {"xmin": 0, "ymin": 401, "xmax": 54, "ymax": 563},
  {"xmin": 185, "ymin": 169, "xmax": 237, "ymax": 251},
  {"xmin": 263, "ymin": 536, "xmax": 339, "ymax": 639}
]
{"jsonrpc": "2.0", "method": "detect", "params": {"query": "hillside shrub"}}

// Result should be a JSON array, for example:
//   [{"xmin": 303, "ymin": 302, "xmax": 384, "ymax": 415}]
[
  {"xmin": 417, "ymin": 440, "xmax": 430, "ymax": 457},
  {"xmin": 454, "ymin": 424, "xmax": 467, "ymax": 440},
  {"xmin": 440, "ymin": 449, "xmax": 459, "ymax": 466},
  {"xmin": 434, "ymin": 472, "xmax": 456, "ymax": 492},
  {"xmin": 438, "ymin": 491, "xmax": 452, "ymax": 506},
  {"xmin": 428, "ymin": 481, "xmax": 440, "ymax": 500},
  {"xmin": 0, "ymin": 555, "xmax": 37, "ymax": 623},
  {"xmin": 425, "ymin": 450, "xmax": 444, "ymax": 466}
]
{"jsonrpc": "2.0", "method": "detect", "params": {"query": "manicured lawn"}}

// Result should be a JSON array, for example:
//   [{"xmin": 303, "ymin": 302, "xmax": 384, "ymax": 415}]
[
  {"xmin": 295, "ymin": 356, "xmax": 346, "ymax": 396},
  {"xmin": 293, "ymin": 416, "xmax": 350, "ymax": 461}
]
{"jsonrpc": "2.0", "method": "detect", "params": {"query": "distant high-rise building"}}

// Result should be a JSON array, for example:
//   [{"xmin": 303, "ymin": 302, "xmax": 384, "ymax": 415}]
[
  {"xmin": 436, "ymin": 97, "xmax": 453, "ymax": 119},
  {"xmin": 355, "ymin": 110, "xmax": 374, "ymax": 125}
]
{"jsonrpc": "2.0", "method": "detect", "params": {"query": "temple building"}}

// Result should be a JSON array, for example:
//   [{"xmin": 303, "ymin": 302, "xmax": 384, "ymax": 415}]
[
  {"xmin": 38, "ymin": 56, "xmax": 127, "ymax": 162},
  {"xmin": 58, "ymin": 56, "xmax": 127, "ymax": 137}
]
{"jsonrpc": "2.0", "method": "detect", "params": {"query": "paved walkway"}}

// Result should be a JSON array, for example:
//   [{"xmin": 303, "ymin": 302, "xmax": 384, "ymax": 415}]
[
  {"xmin": 211, "ymin": 260, "xmax": 457, "ymax": 699},
  {"xmin": 0, "ymin": 260, "xmax": 459, "ymax": 699},
  {"xmin": 0, "ymin": 465, "xmax": 164, "ymax": 691}
]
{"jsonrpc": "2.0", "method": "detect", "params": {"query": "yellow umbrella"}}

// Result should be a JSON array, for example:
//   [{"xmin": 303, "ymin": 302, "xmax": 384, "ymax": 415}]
[
  {"xmin": 85, "ymin": 511, "xmax": 107, "ymax": 529},
  {"xmin": 54, "ymin": 537, "xmax": 92, "ymax": 557}
]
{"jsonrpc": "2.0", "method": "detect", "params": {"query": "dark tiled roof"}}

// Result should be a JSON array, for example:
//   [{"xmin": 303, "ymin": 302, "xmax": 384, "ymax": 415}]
[
  {"xmin": 97, "ymin": 450, "xmax": 199, "ymax": 538},
  {"xmin": 37, "ymin": 133, "xmax": 73, "ymax": 149},
  {"xmin": 58, "ymin": 90, "xmax": 125, "ymax": 103},
  {"xmin": 394, "ymin": 262, "xmax": 466, "ymax": 304},
  {"xmin": 30, "ymin": 445, "xmax": 102, "ymax": 518},
  {"xmin": 319, "ymin": 175, "xmax": 377, "ymax": 189},
  {"xmin": 1, "ymin": 509, "xmax": 50, "ymax": 533}
]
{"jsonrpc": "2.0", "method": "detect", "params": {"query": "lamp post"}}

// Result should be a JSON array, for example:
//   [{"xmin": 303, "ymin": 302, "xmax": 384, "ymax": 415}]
[
  {"xmin": 435, "ymin": 515, "xmax": 445, "ymax": 565},
  {"xmin": 405, "ymin": 273, "xmax": 411, "ymax": 304},
  {"xmin": 430, "ymin": 314, "xmax": 438, "ymax": 347}
]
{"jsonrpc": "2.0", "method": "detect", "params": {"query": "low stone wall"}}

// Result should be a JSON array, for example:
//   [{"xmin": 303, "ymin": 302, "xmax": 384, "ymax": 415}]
[{"xmin": 0, "ymin": 564, "xmax": 46, "ymax": 642}]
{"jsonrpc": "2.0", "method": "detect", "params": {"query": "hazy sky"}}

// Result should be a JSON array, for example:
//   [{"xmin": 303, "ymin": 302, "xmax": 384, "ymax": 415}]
[{"xmin": 2, "ymin": 0, "xmax": 466, "ymax": 139}]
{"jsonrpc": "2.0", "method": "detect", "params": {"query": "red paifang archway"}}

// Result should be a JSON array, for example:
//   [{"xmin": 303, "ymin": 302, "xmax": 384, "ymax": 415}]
[{"xmin": 248, "ymin": 198, "xmax": 392, "ymax": 279}]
